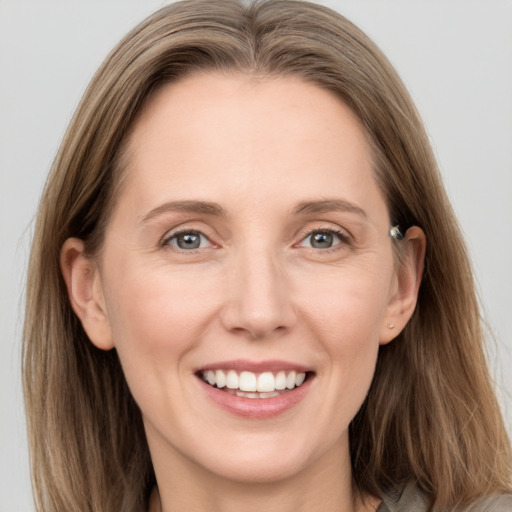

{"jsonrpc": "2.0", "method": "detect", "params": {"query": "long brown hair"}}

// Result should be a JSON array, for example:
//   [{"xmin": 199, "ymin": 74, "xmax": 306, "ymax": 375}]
[{"xmin": 23, "ymin": 1, "xmax": 511, "ymax": 510}]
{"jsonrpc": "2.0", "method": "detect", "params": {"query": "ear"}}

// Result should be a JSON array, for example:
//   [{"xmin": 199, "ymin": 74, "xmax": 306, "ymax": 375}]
[
  {"xmin": 60, "ymin": 238, "xmax": 114, "ymax": 350},
  {"xmin": 380, "ymin": 226, "xmax": 426, "ymax": 344}
]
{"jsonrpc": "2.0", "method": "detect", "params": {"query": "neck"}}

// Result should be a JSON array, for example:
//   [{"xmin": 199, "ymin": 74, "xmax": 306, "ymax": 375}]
[{"xmin": 147, "ymin": 437, "xmax": 378, "ymax": 512}]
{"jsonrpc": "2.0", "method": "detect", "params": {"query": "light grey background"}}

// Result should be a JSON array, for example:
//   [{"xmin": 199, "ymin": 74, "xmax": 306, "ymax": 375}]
[{"xmin": 1, "ymin": 1, "xmax": 511, "ymax": 510}]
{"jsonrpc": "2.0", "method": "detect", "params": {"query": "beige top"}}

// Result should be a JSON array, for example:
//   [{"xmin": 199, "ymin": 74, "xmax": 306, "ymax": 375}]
[
  {"xmin": 377, "ymin": 483, "xmax": 512, "ymax": 511},
  {"xmin": 148, "ymin": 484, "xmax": 512, "ymax": 511}
]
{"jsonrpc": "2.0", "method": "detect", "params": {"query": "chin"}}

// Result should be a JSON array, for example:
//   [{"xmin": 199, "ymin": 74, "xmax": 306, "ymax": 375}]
[
  {"xmin": 183, "ymin": 426, "xmax": 345, "ymax": 486},
  {"xmin": 199, "ymin": 448, "xmax": 312, "ymax": 485}
]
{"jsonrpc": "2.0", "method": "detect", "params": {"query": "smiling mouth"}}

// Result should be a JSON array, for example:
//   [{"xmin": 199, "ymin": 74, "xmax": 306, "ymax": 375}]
[{"xmin": 198, "ymin": 369, "xmax": 311, "ymax": 399}]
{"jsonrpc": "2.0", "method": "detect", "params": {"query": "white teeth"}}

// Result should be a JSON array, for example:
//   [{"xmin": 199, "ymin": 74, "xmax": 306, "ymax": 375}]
[
  {"xmin": 286, "ymin": 371, "xmax": 297, "ymax": 390},
  {"xmin": 201, "ymin": 369, "xmax": 307, "ymax": 394},
  {"xmin": 236, "ymin": 391, "xmax": 258, "ymax": 398},
  {"xmin": 257, "ymin": 372, "xmax": 275, "ymax": 392},
  {"xmin": 259, "ymin": 391, "xmax": 280, "ymax": 398},
  {"xmin": 225, "ymin": 370, "xmax": 239, "ymax": 389},
  {"xmin": 215, "ymin": 369, "xmax": 226, "ymax": 388},
  {"xmin": 275, "ymin": 371, "xmax": 287, "ymax": 390},
  {"xmin": 206, "ymin": 370, "xmax": 216, "ymax": 386},
  {"xmin": 239, "ymin": 371, "xmax": 257, "ymax": 392},
  {"xmin": 233, "ymin": 390, "xmax": 281, "ymax": 399}
]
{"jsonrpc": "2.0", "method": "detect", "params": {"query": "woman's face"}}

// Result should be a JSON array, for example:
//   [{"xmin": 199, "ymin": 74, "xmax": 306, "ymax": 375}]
[{"xmin": 67, "ymin": 73, "xmax": 419, "ymax": 486}]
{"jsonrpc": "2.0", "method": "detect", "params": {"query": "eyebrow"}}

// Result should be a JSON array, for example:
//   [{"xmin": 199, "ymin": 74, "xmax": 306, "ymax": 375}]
[
  {"xmin": 140, "ymin": 198, "xmax": 366, "ymax": 224},
  {"xmin": 291, "ymin": 199, "xmax": 367, "ymax": 218},
  {"xmin": 140, "ymin": 200, "xmax": 227, "ymax": 224}
]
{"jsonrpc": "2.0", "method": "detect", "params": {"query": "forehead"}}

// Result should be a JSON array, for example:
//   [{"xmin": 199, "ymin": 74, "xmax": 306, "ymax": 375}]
[
  {"xmin": 127, "ymin": 72, "xmax": 370, "ymax": 160},
  {"xmin": 115, "ymin": 72, "xmax": 385, "ymax": 224}
]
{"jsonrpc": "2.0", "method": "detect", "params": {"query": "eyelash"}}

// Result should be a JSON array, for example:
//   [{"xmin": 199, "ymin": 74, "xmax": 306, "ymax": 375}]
[
  {"xmin": 296, "ymin": 227, "xmax": 351, "ymax": 253},
  {"xmin": 162, "ymin": 229, "xmax": 212, "ymax": 252},
  {"xmin": 162, "ymin": 227, "xmax": 352, "ymax": 254}
]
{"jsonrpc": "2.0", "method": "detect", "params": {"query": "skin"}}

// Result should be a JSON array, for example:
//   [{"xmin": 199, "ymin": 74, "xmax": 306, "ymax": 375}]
[{"xmin": 61, "ymin": 73, "xmax": 425, "ymax": 512}]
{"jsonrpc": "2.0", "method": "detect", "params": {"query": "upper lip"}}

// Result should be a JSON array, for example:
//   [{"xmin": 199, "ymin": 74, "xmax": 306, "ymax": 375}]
[{"xmin": 196, "ymin": 359, "xmax": 313, "ymax": 374}]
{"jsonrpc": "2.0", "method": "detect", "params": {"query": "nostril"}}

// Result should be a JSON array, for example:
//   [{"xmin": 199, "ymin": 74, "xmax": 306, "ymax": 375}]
[{"xmin": 219, "ymin": 268, "xmax": 297, "ymax": 339}]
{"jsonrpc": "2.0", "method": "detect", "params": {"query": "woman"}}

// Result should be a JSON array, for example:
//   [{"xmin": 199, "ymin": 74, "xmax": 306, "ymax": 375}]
[{"xmin": 23, "ymin": 1, "xmax": 512, "ymax": 511}]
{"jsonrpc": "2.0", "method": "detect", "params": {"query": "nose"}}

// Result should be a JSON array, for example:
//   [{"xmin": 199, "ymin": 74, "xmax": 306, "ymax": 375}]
[{"xmin": 220, "ymin": 246, "xmax": 297, "ymax": 340}]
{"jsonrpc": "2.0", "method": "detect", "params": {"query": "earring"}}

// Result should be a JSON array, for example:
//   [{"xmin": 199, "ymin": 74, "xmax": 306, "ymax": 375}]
[
  {"xmin": 387, "ymin": 323, "xmax": 395, "ymax": 329},
  {"xmin": 389, "ymin": 225, "xmax": 404, "ymax": 240}
]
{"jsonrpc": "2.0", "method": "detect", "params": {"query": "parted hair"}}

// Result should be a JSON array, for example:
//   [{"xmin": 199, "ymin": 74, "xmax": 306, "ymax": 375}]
[{"xmin": 23, "ymin": 1, "xmax": 511, "ymax": 511}]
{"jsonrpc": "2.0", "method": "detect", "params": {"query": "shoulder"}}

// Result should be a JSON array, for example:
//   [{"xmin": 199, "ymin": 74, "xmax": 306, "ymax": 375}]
[
  {"xmin": 460, "ymin": 493, "xmax": 512, "ymax": 512},
  {"xmin": 378, "ymin": 482, "xmax": 429, "ymax": 511},
  {"xmin": 378, "ymin": 482, "xmax": 512, "ymax": 512}
]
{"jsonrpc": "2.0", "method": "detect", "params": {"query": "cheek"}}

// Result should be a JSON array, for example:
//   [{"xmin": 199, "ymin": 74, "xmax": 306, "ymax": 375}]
[
  {"xmin": 300, "ymin": 263, "xmax": 392, "ymax": 346},
  {"xmin": 300, "ymin": 264, "xmax": 391, "ymax": 399},
  {"xmin": 107, "ymin": 257, "xmax": 213, "ymax": 327},
  {"xmin": 102, "ymin": 263, "xmax": 220, "ymax": 381}
]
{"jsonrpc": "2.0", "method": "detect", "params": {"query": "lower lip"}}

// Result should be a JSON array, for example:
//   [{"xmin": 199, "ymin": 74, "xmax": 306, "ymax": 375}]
[{"xmin": 197, "ymin": 376, "xmax": 314, "ymax": 419}]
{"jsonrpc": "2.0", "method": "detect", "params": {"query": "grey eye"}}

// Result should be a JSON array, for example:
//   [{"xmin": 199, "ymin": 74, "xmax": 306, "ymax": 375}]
[
  {"xmin": 310, "ymin": 231, "xmax": 335, "ymax": 249},
  {"xmin": 167, "ymin": 231, "xmax": 209, "ymax": 250},
  {"xmin": 299, "ymin": 230, "xmax": 344, "ymax": 249}
]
